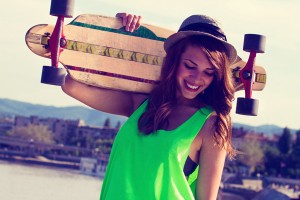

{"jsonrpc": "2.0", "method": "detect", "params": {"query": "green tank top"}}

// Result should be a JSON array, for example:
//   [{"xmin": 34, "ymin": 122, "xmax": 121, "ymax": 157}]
[{"xmin": 100, "ymin": 100, "xmax": 213, "ymax": 200}]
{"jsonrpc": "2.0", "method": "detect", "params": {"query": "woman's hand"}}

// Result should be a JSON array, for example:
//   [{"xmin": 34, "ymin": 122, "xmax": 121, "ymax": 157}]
[{"xmin": 116, "ymin": 13, "xmax": 142, "ymax": 32}]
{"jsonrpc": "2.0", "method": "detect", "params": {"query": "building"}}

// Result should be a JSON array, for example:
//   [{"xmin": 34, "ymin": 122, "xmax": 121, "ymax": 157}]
[
  {"xmin": 0, "ymin": 117, "xmax": 14, "ymax": 134},
  {"xmin": 0, "ymin": 115, "xmax": 120, "ymax": 171},
  {"xmin": 2, "ymin": 115, "xmax": 118, "ymax": 158},
  {"xmin": 14, "ymin": 115, "xmax": 85, "ymax": 142}
]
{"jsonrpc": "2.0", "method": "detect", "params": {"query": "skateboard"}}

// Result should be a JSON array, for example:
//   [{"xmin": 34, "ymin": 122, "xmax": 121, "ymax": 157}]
[
  {"xmin": 25, "ymin": 14, "xmax": 266, "ymax": 93},
  {"xmin": 26, "ymin": 14, "xmax": 172, "ymax": 93},
  {"xmin": 25, "ymin": 0, "xmax": 266, "ymax": 115}
]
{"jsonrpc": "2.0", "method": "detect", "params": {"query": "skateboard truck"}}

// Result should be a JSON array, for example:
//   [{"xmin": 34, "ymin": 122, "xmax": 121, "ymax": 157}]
[
  {"xmin": 41, "ymin": 0, "xmax": 75, "ymax": 86},
  {"xmin": 236, "ymin": 34, "xmax": 266, "ymax": 116}
]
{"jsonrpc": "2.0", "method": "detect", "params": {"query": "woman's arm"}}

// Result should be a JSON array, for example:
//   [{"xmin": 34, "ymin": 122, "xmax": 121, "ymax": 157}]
[
  {"xmin": 61, "ymin": 13, "xmax": 146, "ymax": 117},
  {"xmin": 62, "ymin": 75, "xmax": 146, "ymax": 117},
  {"xmin": 196, "ymin": 116, "xmax": 227, "ymax": 200}
]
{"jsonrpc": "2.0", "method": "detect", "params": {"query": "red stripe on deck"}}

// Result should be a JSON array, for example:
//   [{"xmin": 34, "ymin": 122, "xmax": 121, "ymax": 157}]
[{"xmin": 66, "ymin": 65, "xmax": 160, "ymax": 84}]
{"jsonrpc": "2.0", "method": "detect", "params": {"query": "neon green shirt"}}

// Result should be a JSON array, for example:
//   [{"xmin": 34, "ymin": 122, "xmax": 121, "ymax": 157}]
[{"xmin": 100, "ymin": 100, "xmax": 213, "ymax": 200}]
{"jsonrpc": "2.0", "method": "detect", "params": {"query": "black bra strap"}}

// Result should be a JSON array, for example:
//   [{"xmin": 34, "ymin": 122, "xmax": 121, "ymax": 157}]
[{"xmin": 183, "ymin": 156, "xmax": 198, "ymax": 176}]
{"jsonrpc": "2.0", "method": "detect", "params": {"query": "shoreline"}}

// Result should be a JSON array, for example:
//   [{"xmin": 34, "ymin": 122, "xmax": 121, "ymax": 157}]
[{"xmin": 0, "ymin": 155, "xmax": 80, "ymax": 170}]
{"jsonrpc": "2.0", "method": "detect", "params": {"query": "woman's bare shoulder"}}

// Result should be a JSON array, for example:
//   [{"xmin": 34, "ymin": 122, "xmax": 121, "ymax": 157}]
[
  {"xmin": 197, "ymin": 112, "xmax": 217, "ymax": 142},
  {"xmin": 132, "ymin": 93, "xmax": 148, "ymax": 111},
  {"xmin": 189, "ymin": 111, "xmax": 217, "ymax": 154}
]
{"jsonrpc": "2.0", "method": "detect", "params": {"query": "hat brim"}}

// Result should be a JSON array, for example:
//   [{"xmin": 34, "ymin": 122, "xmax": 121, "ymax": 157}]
[{"xmin": 164, "ymin": 31, "xmax": 237, "ymax": 64}]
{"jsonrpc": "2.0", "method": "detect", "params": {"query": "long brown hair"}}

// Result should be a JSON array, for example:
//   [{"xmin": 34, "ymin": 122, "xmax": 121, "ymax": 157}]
[{"xmin": 138, "ymin": 36, "xmax": 236, "ymax": 158}]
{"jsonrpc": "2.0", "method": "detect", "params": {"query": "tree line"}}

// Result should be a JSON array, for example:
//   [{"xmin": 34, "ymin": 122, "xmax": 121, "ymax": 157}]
[
  {"xmin": 5, "ymin": 118, "xmax": 116, "ymax": 154},
  {"xmin": 226, "ymin": 127, "xmax": 300, "ymax": 179}
]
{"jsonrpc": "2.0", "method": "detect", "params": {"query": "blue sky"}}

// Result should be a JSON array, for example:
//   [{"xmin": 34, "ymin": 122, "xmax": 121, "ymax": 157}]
[{"xmin": 1, "ymin": 0, "xmax": 299, "ymax": 129}]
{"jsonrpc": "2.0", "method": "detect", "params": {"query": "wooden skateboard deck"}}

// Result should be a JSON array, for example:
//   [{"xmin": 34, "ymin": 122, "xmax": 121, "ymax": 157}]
[{"xmin": 25, "ymin": 14, "xmax": 266, "ymax": 93}]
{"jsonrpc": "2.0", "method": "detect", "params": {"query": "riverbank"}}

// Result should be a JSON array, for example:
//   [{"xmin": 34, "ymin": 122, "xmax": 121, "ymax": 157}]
[{"xmin": 0, "ymin": 155, "xmax": 80, "ymax": 170}]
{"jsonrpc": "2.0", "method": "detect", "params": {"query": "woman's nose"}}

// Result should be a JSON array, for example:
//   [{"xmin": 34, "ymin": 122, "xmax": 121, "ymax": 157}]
[{"xmin": 190, "ymin": 70, "xmax": 202, "ymax": 80}]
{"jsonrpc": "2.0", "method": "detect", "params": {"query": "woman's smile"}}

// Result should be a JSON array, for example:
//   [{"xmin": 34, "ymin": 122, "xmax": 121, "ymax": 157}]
[{"xmin": 184, "ymin": 80, "xmax": 201, "ymax": 91}]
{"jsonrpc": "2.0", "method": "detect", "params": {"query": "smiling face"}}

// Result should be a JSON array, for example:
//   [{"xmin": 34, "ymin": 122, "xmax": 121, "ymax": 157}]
[{"xmin": 176, "ymin": 45, "xmax": 215, "ymax": 104}]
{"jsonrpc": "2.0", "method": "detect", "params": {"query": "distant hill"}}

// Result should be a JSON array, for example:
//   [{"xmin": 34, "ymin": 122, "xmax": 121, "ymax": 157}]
[
  {"xmin": 232, "ymin": 123, "xmax": 297, "ymax": 135},
  {"xmin": 0, "ymin": 98, "xmax": 297, "ymax": 135},
  {"xmin": 0, "ymin": 98, "xmax": 127, "ymax": 127}
]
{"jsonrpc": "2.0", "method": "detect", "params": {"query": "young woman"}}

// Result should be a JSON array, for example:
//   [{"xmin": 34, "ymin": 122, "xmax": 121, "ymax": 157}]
[{"xmin": 62, "ymin": 13, "xmax": 237, "ymax": 200}]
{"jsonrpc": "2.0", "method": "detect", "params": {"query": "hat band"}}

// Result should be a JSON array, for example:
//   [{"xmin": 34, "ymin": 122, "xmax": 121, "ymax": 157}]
[{"xmin": 178, "ymin": 23, "xmax": 227, "ymax": 41}]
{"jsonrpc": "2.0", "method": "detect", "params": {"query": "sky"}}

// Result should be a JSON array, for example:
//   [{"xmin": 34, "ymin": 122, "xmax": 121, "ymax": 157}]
[{"xmin": 1, "ymin": 0, "xmax": 299, "ymax": 129}]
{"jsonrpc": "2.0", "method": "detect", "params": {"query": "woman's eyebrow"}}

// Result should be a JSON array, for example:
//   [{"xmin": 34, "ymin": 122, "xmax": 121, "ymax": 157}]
[
  {"xmin": 206, "ymin": 68, "xmax": 215, "ymax": 71},
  {"xmin": 184, "ymin": 59, "xmax": 215, "ymax": 71},
  {"xmin": 184, "ymin": 59, "xmax": 198, "ymax": 66}
]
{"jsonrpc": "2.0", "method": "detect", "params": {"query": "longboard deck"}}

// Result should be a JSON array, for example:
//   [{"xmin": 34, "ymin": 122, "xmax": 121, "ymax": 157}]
[{"xmin": 25, "ymin": 14, "xmax": 266, "ymax": 93}]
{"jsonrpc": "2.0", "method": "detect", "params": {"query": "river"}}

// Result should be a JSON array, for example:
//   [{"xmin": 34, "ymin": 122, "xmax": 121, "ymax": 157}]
[{"xmin": 0, "ymin": 160, "xmax": 102, "ymax": 200}]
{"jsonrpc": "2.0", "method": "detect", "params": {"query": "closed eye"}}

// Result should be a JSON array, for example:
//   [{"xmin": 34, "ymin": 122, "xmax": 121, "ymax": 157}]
[
  {"xmin": 184, "ymin": 63, "xmax": 196, "ymax": 70},
  {"xmin": 205, "ymin": 69, "xmax": 216, "ymax": 77},
  {"xmin": 205, "ymin": 71, "xmax": 215, "ymax": 77}
]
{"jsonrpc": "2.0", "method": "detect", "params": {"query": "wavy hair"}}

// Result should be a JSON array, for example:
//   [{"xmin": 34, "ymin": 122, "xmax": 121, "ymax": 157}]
[{"xmin": 138, "ymin": 36, "xmax": 236, "ymax": 158}]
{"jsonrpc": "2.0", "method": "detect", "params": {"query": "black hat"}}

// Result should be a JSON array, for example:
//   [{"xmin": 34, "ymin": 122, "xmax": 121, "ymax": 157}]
[{"xmin": 164, "ymin": 15, "xmax": 237, "ymax": 64}]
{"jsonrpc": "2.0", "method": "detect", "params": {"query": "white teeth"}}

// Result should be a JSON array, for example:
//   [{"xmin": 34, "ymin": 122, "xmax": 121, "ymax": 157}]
[{"xmin": 186, "ymin": 82, "xmax": 199, "ymax": 90}]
